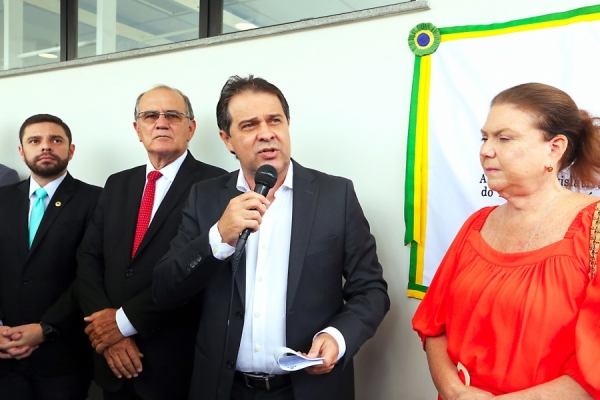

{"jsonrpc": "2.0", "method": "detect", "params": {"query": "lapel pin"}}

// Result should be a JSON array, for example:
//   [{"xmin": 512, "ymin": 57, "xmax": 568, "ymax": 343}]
[{"xmin": 55, "ymin": 201, "xmax": 62, "ymax": 207}]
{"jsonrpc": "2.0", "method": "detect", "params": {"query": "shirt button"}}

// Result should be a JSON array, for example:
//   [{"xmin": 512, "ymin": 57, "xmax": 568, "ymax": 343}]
[
  {"xmin": 258, "ymin": 276, "xmax": 263, "ymax": 282},
  {"xmin": 261, "ymin": 244, "xmax": 267, "ymax": 250},
  {"xmin": 212, "ymin": 247, "xmax": 218, "ymax": 253},
  {"xmin": 125, "ymin": 269, "xmax": 133, "ymax": 277},
  {"xmin": 254, "ymin": 312, "xmax": 260, "ymax": 318},
  {"xmin": 254, "ymin": 345, "xmax": 261, "ymax": 352},
  {"xmin": 221, "ymin": 254, "xmax": 228, "ymax": 260}
]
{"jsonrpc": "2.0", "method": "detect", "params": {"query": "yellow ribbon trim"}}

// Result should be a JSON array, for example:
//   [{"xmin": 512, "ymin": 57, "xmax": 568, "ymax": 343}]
[
  {"xmin": 442, "ymin": 12, "xmax": 600, "ymax": 42},
  {"xmin": 413, "ymin": 55, "xmax": 431, "ymax": 285},
  {"xmin": 407, "ymin": 289, "xmax": 426, "ymax": 300}
]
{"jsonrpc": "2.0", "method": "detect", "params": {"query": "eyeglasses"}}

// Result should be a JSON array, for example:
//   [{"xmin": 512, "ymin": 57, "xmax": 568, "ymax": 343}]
[{"xmin": 136, "ymin": 110, "xmax": 191, "ymax": 124}]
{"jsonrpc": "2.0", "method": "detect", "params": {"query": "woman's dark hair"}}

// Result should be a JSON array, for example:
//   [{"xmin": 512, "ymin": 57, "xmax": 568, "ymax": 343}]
[{"xmin": 492, "ymin": 82, "xmax": 600, "ymax": 187}]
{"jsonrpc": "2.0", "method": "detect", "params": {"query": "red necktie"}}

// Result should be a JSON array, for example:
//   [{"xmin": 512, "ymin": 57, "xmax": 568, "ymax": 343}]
[{"xmin": 132, "ymin": 171, "xmax": 162, "ymax": 258}]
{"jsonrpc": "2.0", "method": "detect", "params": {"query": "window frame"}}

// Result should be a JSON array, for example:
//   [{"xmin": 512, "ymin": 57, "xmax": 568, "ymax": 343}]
[{"xmin": 0, "ymin": 0, "xmax": 429, "ymax": 77}]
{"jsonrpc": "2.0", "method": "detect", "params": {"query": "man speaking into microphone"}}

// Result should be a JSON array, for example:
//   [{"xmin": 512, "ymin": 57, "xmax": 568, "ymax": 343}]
[{"xmin": 153, "ymin": 75, "xmax": 389, "ymax": 400}]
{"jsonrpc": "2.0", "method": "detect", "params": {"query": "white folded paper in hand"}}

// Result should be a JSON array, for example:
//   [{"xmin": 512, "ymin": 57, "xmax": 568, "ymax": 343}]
[{"xmin": 273, "ymin": 347, "xmax": 324, "ymax": 371}]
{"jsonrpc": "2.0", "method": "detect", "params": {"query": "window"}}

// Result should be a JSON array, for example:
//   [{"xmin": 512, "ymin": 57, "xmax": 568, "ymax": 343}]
[
  {"xmin": 77, "ymin": 0, "xmax": 200, "ymax": 58},
  {"xmin": 222, "ymin": 0, "xmax": 410, "ymax": 33},
  {"xmin": 0, "ymin": 0, "xmax": 415, "ymax": 72},
  {"xmin": 1, "ymin": 0, "xmax": 61, "ymax": 70}
]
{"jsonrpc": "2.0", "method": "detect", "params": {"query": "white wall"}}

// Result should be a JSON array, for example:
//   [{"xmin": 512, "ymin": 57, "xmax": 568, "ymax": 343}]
[{"xmin": 1, "ymin": 1, "xmax": 597, "ymax": 398}]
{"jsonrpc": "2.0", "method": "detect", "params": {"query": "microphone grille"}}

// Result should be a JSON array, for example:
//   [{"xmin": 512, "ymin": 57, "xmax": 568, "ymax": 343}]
[{"xmin": 254, "ymin": 164, "xmax": 278, "ymax": 189}]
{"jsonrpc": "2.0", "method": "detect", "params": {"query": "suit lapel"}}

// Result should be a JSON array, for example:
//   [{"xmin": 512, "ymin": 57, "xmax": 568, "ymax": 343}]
[
  {"xmin": 132, "ymin": 154, "xmax": 196, "ymax": 260},
  {"xmin": 15, "ymin": 180, "xmax": 31, "ymax": 264},
  {"xmin": 28, "ymin": 173, "xmax": 76, "ymax": 257},
  {"xmin": 286, "ymin": 162, "xmax": 318, "ymax": 312},
  {"xmin": 221, "ymin": 172, "xmax": 248, "ymax": 307}
]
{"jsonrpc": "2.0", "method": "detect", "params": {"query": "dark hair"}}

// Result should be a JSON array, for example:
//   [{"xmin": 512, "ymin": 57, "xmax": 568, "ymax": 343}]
[
  {"xmin": 491, "ymin": 82, "xmax": 600, "ymax": 187},
  {"xmin": 216, "ymin": 75, "xmax": 290, "ymax": 136},
  {"xmin": 134, "ymin": 85, "xmax": 195, "ymax": 122},
  {"xmin": 19, "ymin": 114, "xmax": 72, "ymax": 144}
]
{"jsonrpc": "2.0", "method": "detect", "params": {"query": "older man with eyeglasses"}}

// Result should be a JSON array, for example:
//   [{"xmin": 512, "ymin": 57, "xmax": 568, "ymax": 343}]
[{"xmin": 76, "ymin": 85, "xmax": 226, "ymax": 400}]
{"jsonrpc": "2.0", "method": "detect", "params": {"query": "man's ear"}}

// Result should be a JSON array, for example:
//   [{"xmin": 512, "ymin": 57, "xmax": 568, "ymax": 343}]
[
  {"xmin": 133, "ymin": 121, "xmax": 142, "ymax": 142},
  {"xmin": 186, "ymin": 120, "xmax": 197, "ymax": 142},
  {"xmin": 219, "ymin": 130, "xmax": 235, "ymax": 153}
]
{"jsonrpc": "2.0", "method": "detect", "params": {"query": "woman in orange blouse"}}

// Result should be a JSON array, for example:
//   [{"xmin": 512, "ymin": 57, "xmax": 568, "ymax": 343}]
[{"xmin": 412, "ymin": 83, "xmax": 600, "ymax": 399}]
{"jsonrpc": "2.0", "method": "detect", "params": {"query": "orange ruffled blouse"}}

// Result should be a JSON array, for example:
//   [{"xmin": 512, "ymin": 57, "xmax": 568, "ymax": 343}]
[{"xmin": 412, "ymin": 202, "xmax": 600, "ymax": 398}]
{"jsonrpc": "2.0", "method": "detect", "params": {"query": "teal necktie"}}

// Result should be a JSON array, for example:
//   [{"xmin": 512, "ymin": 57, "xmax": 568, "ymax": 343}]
[{"xmin": 29, "ymin": 187, "xmax": 48, "ymax": 248}]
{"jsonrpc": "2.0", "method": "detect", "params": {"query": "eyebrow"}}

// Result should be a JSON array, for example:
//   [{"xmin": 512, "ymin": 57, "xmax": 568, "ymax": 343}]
[
  {"xmin": 140, "ymin": 109, "xmax": 184, "ymax": 113},
  {"xmin": 238, "ymin": 113, "xmax": 284, "ymax": 124},
  {"xmin": 480, "ymin": 128, "xmax": 509, "ymax": 135},
  {"xmin": 238, "ymin": 116, "xmax": 258, "ymax": 126},
  {"xmin": 26, "ymin": 134, "xmax": 65, "ymax": 141}
]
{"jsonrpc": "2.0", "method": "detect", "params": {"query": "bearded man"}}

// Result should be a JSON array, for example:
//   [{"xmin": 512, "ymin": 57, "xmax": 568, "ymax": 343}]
[{"xmin": 0, "ymin": 114, "xmax": 100, "ymax": 399}]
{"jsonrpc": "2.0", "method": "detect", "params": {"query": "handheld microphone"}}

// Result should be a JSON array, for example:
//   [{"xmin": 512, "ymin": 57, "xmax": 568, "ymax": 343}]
[{"xmin": 233, "ymin": 164, "xmax": 278, "ymax": 258}]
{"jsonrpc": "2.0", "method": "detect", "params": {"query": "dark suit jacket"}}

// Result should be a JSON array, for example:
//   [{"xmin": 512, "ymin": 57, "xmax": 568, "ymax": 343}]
[
  {"xmin": 76, "ymin": 152, "xmax": 226, "ymax": 399},
  {"xmin": 0, "ymin": 164, "xmax": 19, "ymax": 187},
  {"xmin": 0, "ymin": 173, "xmax": 100, "ymax": 378},
  {"xmin": 154, "ymin": 161, "xmax": 390, "ymax": 400}
]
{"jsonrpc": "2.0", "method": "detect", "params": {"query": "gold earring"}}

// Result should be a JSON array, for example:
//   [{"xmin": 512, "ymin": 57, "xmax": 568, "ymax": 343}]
[{"xmin": 547, "ymin": 166, "xmax": 553, "ymax": 172}]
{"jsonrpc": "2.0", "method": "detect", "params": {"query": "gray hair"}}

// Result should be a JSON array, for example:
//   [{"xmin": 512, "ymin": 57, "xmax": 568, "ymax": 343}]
[{"xmin": 134, "ymin": 85, "xmax": 195, "ymax": 123}]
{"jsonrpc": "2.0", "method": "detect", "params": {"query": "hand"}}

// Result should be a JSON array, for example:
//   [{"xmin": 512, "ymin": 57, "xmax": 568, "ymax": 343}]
[
  {"xmin": 217, "ymin": 192, "xmax": 270, "ymax": 246},
  {"xmin": 304, "ymin": 333, "xmax": 339, "ymax": 375},
  {"xmin": 84, "ymin": 308, "xmax": 124, "ymax": 353},
  {"xmin": 103, "ymin": 337, "xmax": 144, "ymax": 379},
  {"xmin": 1, "ymin": 345, "xmax": 38, "ymax": 360},
  {"xmin": 0, "ymin": 325, "xmax": 15, "ymax": 347},
  {"xmin": 0, "ymin": 325, "xmax": 27, "ymax": 359},
  {"xmin": 0, "ymin": 323, "xmax": 44, "ymax": 350},
  {"xmin": 448, "ymin": 386, "xmax": 495, "ymax": 400}
]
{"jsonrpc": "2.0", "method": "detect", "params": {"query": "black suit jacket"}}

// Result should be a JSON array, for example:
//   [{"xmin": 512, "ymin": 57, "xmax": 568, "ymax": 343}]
[
  {"xmin": 0, "ymin": 173, "xmax": 100, "ymax": 378},
  {"xmin": 154, "ymin": 161, "xmax": 389, "ymax": 400},
  {"xmin": 76, "ymin": 152, "xmax": 226, "ymax": 399}
]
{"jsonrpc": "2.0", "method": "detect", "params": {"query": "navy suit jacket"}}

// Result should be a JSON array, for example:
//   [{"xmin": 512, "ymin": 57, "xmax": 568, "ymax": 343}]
[
  {"xmin": 0, "ymin": 173, "xmax": 100, "ymax": 378},
  {"xmin": 154, "ymin": 161, "xmax": 389, "ymax": 400},
  {"xmin": 77, "ymin": 152, "xmax": 226, "ymax": 399}
]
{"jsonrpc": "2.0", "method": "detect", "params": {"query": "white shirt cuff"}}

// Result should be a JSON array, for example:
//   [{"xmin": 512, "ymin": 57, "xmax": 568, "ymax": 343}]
[
  {"xmin": 116, "ymin": 307, "xmax": 138, "ymax": 337},
  {"xmin": 0, "ymin": 320, "xmax": 3, "ymax": 326},
  {"xmin": 315, "ymin": 327, "xmax": 346, "ymax": 361},
  {"xmin": 209, "ymin": 222, "xmax": 235, "ymax": 260}
]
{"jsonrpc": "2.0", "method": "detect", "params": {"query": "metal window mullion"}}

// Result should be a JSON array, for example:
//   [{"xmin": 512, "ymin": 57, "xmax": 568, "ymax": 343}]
[
  {"xmin": 207, "ymin": 0, "xmax": 223, "ymax": 37},
  {"xmin": 60, "ymin": 0, "xmax": 78, "ymax": 61}
]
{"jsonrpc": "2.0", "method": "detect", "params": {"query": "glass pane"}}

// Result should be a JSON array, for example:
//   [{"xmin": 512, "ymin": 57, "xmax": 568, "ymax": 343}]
[
  {"xmin": 223, "ymin": 0, "xmax": 410, "ymax": 33},
  {"xmin": 77, "ymin": 0, "xmax": 200, "ymax": 59},
  {"xmin": 0, "ymin": 0, "xmax": 61, "ymax": 71}
]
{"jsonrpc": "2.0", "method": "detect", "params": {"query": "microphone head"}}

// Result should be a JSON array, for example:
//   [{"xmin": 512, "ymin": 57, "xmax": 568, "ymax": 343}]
[{"xmin": 254, "ymin": 164, "xmax": 278, "ymax": 189}]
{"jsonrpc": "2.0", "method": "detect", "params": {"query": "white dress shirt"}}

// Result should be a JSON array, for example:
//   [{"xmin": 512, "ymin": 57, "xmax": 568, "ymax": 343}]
[
  {"xmin": 28, "ymin": 172, "xmax": 67, "ymax": 222},
  {"xmin": 116, "ymin": 151, "xmax": 188, "ymax": 337},
  {"xmin": 208, "ymin": 162, "xmax": 346, "ymax": 374}
]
